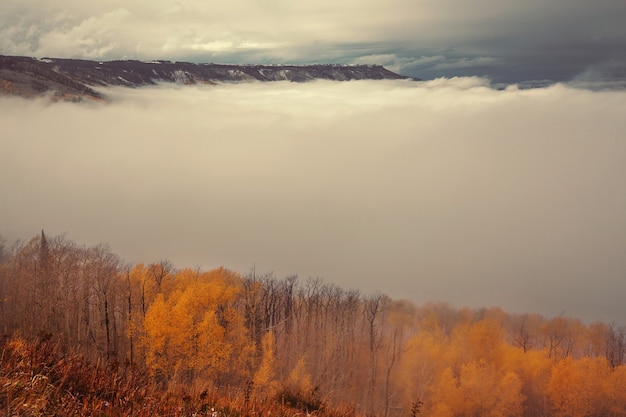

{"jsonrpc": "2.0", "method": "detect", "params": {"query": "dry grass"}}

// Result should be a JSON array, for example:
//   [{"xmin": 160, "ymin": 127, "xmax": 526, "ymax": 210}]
[{"xmin": 1, "ymin": 335, "xmax": 364, "ymax": 417}]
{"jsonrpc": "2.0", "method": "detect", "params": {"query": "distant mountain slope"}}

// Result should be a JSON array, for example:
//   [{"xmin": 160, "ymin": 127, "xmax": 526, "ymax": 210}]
[
  {"xmin": 0, "ymin": 56, "xmax": 104, "ymax": 101},
  {"xmin": 0, "ymin": 55, "xmax": 410, "ymax": 101}
]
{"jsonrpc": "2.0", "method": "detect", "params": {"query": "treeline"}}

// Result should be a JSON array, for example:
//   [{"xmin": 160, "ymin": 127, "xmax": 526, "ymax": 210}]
[{"xmin": 1, "ymin": 232, "xmax": 625, "ymax": 417}]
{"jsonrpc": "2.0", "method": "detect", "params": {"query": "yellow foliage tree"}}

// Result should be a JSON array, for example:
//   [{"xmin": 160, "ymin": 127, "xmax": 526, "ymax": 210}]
[
  {"xmin": 492, "ymin": 371, "xmax": 524, "ymax": 417},
  {"xmin": 401, "ymin": 331, "xmax": 448, "ymax": 406},
  {"xmin": 607, "ymin": 365, "xmax": 626, "ymax": 416},
  {"xmin": 426, "ymin": 367, "xmax": 461, "ymax": 417},
  {"xmin": 547, "ymin": 357, "xmax": 611, "ymax": 417},
  {"xmin": 253, "ymin": 331, "xmax": 278, "ymax": 397},
  {"xmin": 142, "ymin": 268, "xmax": 250, "ymax": 386},
  {"xmin": 460, "ymin": 318, "xmax": 505, "ymax": 365},
  {"xmin": 143, "ymin": 293, "xmax": 172, "ymax": 380},
  {"xmin": 505, "ymin": 347, "xmax": 551, "ymax": 417},
  {"xmin": 454, "ymin": 361, "xmax": 523, "ymax": 417},
  {"xmin": 288, "ymin": 356, "xmax": 313, "ymax": 394}
]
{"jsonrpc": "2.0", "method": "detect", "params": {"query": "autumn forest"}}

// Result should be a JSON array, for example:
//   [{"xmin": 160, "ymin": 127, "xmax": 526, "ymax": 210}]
[{"xmin": 1, "ymin": 232, "xmax": 625, "ymax": 416}]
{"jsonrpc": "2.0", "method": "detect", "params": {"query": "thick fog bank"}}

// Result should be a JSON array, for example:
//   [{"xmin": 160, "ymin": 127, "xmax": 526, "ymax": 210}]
[{"xmin": 2, "ymin": 78, "xmax": 626, "ymax": 324}]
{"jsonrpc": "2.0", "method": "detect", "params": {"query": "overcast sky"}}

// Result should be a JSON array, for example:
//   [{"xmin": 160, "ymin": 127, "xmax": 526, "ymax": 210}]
[
  {"xmin": 1, "ymin": 0, "xmax": 626, "ymax": 82},
  {"xmin": 2, "ymin": 80, "xmax": 626, "ymax": 324}
]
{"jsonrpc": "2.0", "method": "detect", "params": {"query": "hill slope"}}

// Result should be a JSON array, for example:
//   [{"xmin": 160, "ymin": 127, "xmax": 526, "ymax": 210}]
[{"xmin": 0, "ymin": 55, "xmax": 410, "ymax": 101}]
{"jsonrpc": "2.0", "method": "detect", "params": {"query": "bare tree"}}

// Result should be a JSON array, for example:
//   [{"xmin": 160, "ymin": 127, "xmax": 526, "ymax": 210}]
[
  {"xmin": 148, "ymin": 260, "xmax": 173, "ymax": 293},
  {"xmin": 605, "ymin": 323, "xmax": 626, "ymax": 369},
  {"xmin": 514, "ymin": 316, "xmax": 536, "ymax": 353},
  {"xmin": 363, "ymin": 292, "xmax": 387, "ymax": 412},
  {"xmin": 84, "ymin": 244, "xmax": 121, "ymax": 361}
]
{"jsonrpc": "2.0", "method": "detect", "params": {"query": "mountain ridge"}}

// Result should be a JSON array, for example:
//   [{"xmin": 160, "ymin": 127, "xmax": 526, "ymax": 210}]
[{"xmin": 0, "ymin": 54, "xmax": 411, "ymax": 101}]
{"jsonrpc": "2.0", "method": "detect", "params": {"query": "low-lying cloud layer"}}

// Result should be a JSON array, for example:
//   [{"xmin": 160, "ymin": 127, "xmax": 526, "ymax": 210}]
[
  {"xmin": 2, "ymin": 79, "xmax": 626, "ymax": 323},
  {"xmin": 1, "ymin": 0, "xmax": 625, "ymax": 82}
]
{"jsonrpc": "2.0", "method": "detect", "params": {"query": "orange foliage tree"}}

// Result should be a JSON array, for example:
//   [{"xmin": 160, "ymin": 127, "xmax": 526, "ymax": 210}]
[
  {"xmin": 547, "ymin": 357, "xmax": 613, "ymax": 417},
  {"xmin": 142, "ymin": 268, "xmax": 252, "ymax": 386}
]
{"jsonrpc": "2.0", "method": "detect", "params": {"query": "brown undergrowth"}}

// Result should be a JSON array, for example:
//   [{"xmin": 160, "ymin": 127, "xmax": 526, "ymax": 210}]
[{"xmin": 0, "ymin": 334, "xmax": 360, "ymax": 417}]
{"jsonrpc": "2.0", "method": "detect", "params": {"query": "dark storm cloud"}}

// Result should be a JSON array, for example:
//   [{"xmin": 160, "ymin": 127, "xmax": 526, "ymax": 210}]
[
  {"xmin": 2, "ymin": 79, "xmax": 626, "ymax": 324},
  {"xmin": 1, "ymin": 0, "xmax": 625, "ymax": 82}
]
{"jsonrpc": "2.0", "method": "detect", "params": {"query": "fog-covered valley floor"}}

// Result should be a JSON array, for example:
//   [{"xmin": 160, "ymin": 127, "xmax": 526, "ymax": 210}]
[{"xmin": 2, "ymin": 78, "xmax": 626, "ymax": 323}]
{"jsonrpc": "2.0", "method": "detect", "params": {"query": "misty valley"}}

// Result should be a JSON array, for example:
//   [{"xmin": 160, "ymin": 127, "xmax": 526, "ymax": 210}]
[
  {"xmin": 2, "ymin": 59, "xmax": 626, "ymax": 416},
  {"xmin": 2, "ymin": 0, "xmax": 626, "ymax": 412}
]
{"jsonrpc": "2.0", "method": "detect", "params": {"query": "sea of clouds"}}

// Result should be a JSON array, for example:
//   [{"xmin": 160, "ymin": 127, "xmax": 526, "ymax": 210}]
[{"xmin": 2, "ymin": 78, "xmax": 626, "ymax": 323}]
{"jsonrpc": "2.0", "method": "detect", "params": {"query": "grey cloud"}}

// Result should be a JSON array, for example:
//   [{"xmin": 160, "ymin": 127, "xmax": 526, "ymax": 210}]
[
  {"xmin": 2, "ymin": 0, "xmax": 625, "ymax": 82},
  {"xmin": 2, "ymin": 80, "xmax": 626, "ymax": 324}
]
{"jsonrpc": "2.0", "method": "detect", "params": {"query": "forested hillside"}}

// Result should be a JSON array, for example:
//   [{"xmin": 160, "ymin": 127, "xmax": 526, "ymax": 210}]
[{"xmin": 1, "ymin": 232, "xmax": 625, "ymax": 416}]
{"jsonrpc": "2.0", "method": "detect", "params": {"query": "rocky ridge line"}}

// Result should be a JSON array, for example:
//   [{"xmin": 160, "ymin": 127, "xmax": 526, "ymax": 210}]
[{"xmin": 0, "ymin": 55, "xmax": 411, "ymax": 102}]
